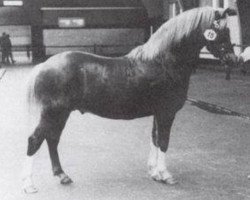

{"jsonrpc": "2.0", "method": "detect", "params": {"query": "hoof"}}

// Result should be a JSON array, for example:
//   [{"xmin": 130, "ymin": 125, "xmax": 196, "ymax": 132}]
[
  {"xmin": 160, "ymin": 176, "xmax": 178, "ymax": 185},
  {"xmin": 22, "ymin": 176, "xmax": 38, "ymax": 194},
  {"xmin": 23, "ymin": 185, "xmax": 38, "ymax": 194},
  {"xmin": 61, "ymin": 176, "xmax": 73, "ymax": 185},
  {"xmin": 152, "ymin": 174, "xmax": 178, "ymax": 185},
  {"xmin": 150, "ymin": 168, "xmax": 177, "ymax": 185},
  {"xmin": 148, "ymin": 165, "xmax": 155, "ymax": 174},
  {"xmin": 58, "ymin": 174, "xmax": 73, "ymax": 185}
]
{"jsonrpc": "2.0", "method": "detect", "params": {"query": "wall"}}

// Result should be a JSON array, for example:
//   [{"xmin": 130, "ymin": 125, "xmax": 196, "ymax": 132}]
[
  {"xmin": 199, "ymin": 0, "xmax": 213, "ymax": 7},
  {"xmin": 43, "ymin": 28, "xmax": 145, "ymax": 55},
  {"xmin": 141, "ymin": 0, "xmax": 163, "ymax": 18},
  {"xmin": 237, "ymin": 0, "xmax": 250, "ymax": 47},
  {"xmin": 0, "ymin": 0, "xmax": 162, "ymax": 26},
  {"xmin": 0, "ymin": 7, "xmax": 29, "ymax": 25},
  {"xmin": 42, "ymin": 9, "xmax": 147, "ymax": 28},
  {"xmin": 0, "ymin": 25, "xmax": 31, "ymax": 45}
]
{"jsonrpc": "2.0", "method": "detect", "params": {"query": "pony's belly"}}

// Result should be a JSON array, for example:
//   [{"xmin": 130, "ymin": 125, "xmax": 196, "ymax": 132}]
[
  {"xmin": 80, "ymin": 97, "xmax": 153, "ymax": 119},
  {"xmin": 90, "ymin": 109, "xmax": 153, "ymax": 120}
]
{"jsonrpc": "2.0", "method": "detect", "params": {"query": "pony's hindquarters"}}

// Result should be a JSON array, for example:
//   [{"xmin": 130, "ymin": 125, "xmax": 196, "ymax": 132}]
[
  {"xmin": 22, "ymin": 61, "xmax": 74, "ymax": 193},
  {"xmin": 25, "ymin": 60, "xmax": 74, "ymax": 156}
]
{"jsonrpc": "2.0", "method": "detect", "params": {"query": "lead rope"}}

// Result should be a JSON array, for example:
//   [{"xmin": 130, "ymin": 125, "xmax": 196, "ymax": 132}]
[{"xmin": 186, "ymin": 98, "xmax": 250, "ymax": 120}]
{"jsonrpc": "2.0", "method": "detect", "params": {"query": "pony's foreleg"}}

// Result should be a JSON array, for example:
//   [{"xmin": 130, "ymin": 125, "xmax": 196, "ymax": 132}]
[
  {"xmin": 148, "ymin": 113, "xmax": 177, "ymax": 184},
  {"xmin": 147, "ymin": 117, "xmax": 158, "ymax": 172}
]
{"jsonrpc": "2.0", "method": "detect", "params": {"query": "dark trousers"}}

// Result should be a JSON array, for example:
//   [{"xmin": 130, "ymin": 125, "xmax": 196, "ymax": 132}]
[
  {"xmin": 2, "ymin": 48, "xmax": 14, "ymax": 64},
  {"xmin": 1, "ymin": 49, "xmax": 7, "ymax": 63}
]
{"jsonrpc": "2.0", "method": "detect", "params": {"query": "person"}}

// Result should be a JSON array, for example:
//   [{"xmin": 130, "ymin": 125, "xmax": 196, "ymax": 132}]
[
  {"xmin": 219, "ymin": 43, "xmax": 238, "ymax": 80},
  {"xmin": 0, "ymin": 32, "xmax": 7, "ymax": 63},
  {"xmin": 238, "ymin": 46, "xmax": 250, "ymax": 75},
  {"xmin": 222, "ymin": 53, "xmax": 237, "ymax": 80},
  {"xmin": 5, "ymin": 34, "xmax": 15, "ymax": 64}
]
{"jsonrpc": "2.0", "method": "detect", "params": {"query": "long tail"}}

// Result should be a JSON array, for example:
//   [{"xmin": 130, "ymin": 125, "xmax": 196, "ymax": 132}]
[
  {"xmin": 25, "ymin": 64, "xmax": 45, "ymax": 156},
  {"xmin": 26, "ymin": 64, "xmax": 43, "ymax": 119}
]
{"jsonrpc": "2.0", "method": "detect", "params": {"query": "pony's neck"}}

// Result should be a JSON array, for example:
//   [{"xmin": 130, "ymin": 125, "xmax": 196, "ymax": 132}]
[{"xmin": 127, "ymin": 8, "xmax": 213, "ymax": 62}]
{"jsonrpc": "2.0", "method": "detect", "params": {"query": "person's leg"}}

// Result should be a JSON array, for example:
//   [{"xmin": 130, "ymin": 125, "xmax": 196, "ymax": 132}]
[
  {"xmin": 225, "ymin": 65, "xmax": 231, "ymax": 80},
  {"xmin": 2, "ymin": 49, "xmax": 6, "ymax": 63},
  {"xmin": 5, "ymin": 50, "xmax": 10, "ymax": 64},
  {"xmin": 9, "ymin": 49, "xmax": 15, "ymax": 63}
]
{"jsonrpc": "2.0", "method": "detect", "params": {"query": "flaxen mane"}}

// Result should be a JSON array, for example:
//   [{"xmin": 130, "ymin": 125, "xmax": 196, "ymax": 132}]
[{"xmin": 127, "ymin": 7, "xmax": 217, "ymax": 60}]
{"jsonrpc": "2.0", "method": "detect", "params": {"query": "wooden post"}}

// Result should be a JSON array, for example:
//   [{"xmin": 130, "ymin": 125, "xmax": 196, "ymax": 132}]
[
  {"xmin": 31, "ymin": 25, "xmax": 45, "ymax": 63},
  {"xmin": 177, "ymin": 0, "xmax": 184, "ymax": 12}
]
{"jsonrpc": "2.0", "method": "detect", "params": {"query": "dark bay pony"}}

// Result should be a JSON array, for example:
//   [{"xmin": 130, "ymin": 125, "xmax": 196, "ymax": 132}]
[{"xmin": 22, "ymin": 7, "xmax": 237, "ymax": 193}]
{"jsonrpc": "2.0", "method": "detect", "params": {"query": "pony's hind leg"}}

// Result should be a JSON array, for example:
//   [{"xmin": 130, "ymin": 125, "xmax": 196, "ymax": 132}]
[
  {"xmin": 148, "ymin": 113, "xmax": 177, "ymax": 185},
  {"xmin": 42, "ymin": 107, "xmax": 72, "ymax": 184},
  {"xmin": 22, "ymin": 107, "xmax": 71, "ymax": 193},
  {"xmin": 47, "ymin": 138, "xmax": 73, "ymax": 184},
  {"xmin": 22, "ymin": 154, "xmax": 38, "ymax": 193},
  {"xmin": 22, "ymin": 109, "xmax": 46, "ymax": 193}
]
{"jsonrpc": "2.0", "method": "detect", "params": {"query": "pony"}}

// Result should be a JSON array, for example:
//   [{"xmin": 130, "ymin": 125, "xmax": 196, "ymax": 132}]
[{"xmin": 22, "ymin": 7, "xmax": 237, "ymax": 193}]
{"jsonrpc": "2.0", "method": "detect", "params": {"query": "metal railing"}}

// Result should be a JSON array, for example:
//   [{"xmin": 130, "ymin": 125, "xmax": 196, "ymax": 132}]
[
  {"xmin": 1, "ymin": 45, "xmax": 32, "ymax": 59},
  {"xmin": 43, "ymin": 44, "xmax": 142, "ymax": 56}
]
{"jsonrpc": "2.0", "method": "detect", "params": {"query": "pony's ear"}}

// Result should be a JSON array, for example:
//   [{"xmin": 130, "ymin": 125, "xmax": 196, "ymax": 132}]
[
  {"xmin": 221, "ymin": 7, "xmax": 237, "ymax": 17},
  {"xmin": 215, "ymin": 7, "xmax": 237, "ymax": 19}
]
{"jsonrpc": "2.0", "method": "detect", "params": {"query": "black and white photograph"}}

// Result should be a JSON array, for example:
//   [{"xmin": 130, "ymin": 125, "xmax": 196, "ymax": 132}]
[{"xmin": 1, "ymin": 0, "xmax": 250, "ymax": 199}]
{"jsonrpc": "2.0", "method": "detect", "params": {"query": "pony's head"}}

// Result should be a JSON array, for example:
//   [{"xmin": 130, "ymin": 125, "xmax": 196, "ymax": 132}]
[{"xmin": 204, "ymin": 7, "xmax": 237, "ymax": 63}]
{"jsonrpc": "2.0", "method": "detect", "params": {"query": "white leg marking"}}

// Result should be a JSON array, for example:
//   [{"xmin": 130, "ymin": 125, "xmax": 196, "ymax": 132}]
[
  {"xmin": 157, "ymin": 149, "xmax": 167, "ymax": 171},
  {"xmin": 150, "ymin": 149, "xmax": 177, "ymax": 184},
  {"xmin": 22, "ymin": 155, "xmax": 38, "ymax": 193},
  {"xmin": 147, "ymin": 140, "xmax": 158, "ymax": 172}
]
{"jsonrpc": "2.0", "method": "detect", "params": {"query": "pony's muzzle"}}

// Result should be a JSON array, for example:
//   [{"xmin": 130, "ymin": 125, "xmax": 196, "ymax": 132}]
[{"xmin": 222, "ymin": 53, "xmax": 239, "ymax": 67}]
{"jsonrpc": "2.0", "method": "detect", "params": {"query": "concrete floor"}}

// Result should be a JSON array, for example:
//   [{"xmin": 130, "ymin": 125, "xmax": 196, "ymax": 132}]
[{"xmin": 1, "ymin": 66, "xmax": 250, "ymax": 200}]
